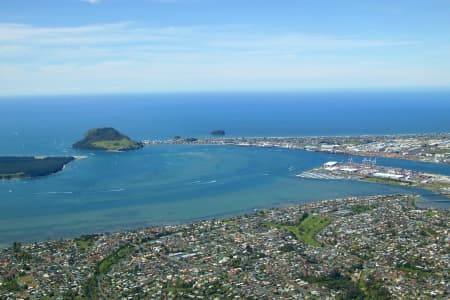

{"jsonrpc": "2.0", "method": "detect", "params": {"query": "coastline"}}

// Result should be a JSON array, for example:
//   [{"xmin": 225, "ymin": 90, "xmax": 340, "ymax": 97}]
[
  {"xmin": 0, "ymin": 191, "xmax": 444, "ymax": 250},
  {"xmin": 73, "ymin": 155, "xmax": 88, "ymax": 160},
  {"xmin": 297, "ymin": 161, "xmax": 450, "ymax": 199},
  {"xmin": 1, "ymin": 193, "xmax": 448, "ymax": 299},
  {"xmin": 143, "ymin": 132, "xmax": 450, "ymax": 165},
  {"xmin": 2, "ymin": 141, "xmax": 448, "ymax": 250},
  {"xmin": 0, "ymin": 156, "xmax": 77, "ymax": 180}
]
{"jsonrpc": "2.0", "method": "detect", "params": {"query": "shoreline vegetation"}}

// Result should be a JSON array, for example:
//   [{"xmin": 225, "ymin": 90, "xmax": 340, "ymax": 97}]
[
  {"xmin": 0, "ymin": 156, "xmax": 76, "ymax": 179},
  {"xmin": 360, "ymin": 177, "xmax": 450, "ymax": 199},
  {"xmin": 73, "ymin": 127, "xmax": 143, "ymax": 151}
]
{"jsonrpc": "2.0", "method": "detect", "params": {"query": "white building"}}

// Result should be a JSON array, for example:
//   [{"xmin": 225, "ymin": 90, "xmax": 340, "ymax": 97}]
[
  {"xmin": 324, "ymin": 161, "xmax": 338, "ymax": 168},
  {"xmin": 372, "ymin": 172, "xmax": 404, "ymax": 180}
]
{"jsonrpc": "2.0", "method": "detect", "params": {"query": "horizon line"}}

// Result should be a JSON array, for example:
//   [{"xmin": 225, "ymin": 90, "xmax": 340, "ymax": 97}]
[{"xmin": 1, "ymin": 86, "xmax": 450, "ymax": 98}]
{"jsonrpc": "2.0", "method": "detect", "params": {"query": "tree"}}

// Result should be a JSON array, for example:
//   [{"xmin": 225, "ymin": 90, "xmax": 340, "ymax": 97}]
[{"xmin": 12, "ymin": 241, "xmax": 21, "ymax": 253}]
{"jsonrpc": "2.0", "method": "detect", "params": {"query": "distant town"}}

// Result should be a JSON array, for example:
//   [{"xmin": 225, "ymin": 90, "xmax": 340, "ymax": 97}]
[
  {"xmin": 147, "ymin": 132, "xmax": 450, "ymax": 199},
  {"xmin": 1, "ymin": 194, "xmax": 448, "ymax": 299},
  {"xmin": 144, "ymin": 133, "xmax": 450, "ymax": 164}
]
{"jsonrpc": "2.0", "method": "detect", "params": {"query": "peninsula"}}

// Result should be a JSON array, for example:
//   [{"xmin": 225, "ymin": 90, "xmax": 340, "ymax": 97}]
[
  {"xmin": 144, "ymin": 133, "xmax": 450, "ymax": 164},
  {"xmin": 0, "ymin": 156, "xmax": 75, "ymax": 179},
  {"xmin": 73, "ymin": 128, "xmax": 143, "ymax": 151},
  {"xmin": 297, "ymin": 160, "xmax": 450, "ymax": 198}
]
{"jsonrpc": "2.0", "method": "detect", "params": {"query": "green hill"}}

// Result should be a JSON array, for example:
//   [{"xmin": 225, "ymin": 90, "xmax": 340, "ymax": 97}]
[{"xmin": 73, "ymin": 128, "xmax": 143, "ymax": 151}]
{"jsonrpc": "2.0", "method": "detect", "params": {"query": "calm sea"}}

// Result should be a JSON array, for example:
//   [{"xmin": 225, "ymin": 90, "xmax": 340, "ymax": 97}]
[{"xmin": 0, "ymin": 91, "xmax": 449, "ymax": 247}]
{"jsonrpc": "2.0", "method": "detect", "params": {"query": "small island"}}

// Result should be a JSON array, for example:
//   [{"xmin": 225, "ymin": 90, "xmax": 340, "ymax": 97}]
[
  {"xmin": 0, "ymin": 156, "xmax": 75, "ymax": 179},
  {"xmin": 210, "ymin": 129, "xmax": 225, "ymax": 136},
  {"xmin": 73, "ymin": 128, "xmax": 143, "ymax": 151}
]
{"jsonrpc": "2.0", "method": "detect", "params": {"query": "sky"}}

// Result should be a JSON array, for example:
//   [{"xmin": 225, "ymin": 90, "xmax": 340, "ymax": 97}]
[{"xmin": 1, "ymin": 0, "xmax": 450, "ymax": 95}]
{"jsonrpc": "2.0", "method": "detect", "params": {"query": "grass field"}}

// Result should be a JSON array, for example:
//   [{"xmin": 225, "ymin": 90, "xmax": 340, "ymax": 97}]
[
  {"xmin": 350, "ymin": 204, "xmax": 377, "ymax": 214},
  {"xmin": 360, "ymin": 177, "xmax": 412, "ymax": 186},
  {"xmin": 98, "ymin": 244, "xmax": 135, "ymax": 274},
  {"xmin": 362, "ymin": 177, "xmax": 450, "ymax": 199},
  {"xmin": 265, "ymin": 214, "xmax": 331, "ymax": 247},
  {"xmin": 92, "ymin": 138, "xmax": 140, "ymax": 151},
  {"xmin": 74, "ymin": 235, "xmax": 96, "ymax": 250}
]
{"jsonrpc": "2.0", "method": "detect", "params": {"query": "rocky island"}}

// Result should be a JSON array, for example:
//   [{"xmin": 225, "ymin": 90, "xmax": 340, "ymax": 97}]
[
  {"xmin": 210, "ymin": 129, "xmax": 226, "ymax": 136},
  {"xmin": 73, "ymin": 128, "xmax": 143, "ymax": 151},
  {"xmin": 0, "ymin": 156, "xmax": 75, "ymax": 179}
]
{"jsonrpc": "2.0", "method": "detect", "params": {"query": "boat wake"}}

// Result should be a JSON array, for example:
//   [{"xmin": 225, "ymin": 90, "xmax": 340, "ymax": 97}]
[
  {"xmin": 102, "ymin": 188, "xmax": 126, "ymax": 193},
  {"xmin": 191, "ymin": 180, "xmax": 217, "ymax": 185},
  {"xmin": 34, "ymin": 191, "xmax": 74, "ymax": 195}
]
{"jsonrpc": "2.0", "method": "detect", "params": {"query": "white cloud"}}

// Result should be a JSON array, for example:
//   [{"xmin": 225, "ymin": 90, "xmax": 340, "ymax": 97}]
[
  {"xmin": 0, "ymin": 22, "xmax": 448, "ymax": 95},
  {"xmin": 0, "ymin": 22, "xmax": 415, "ymax": 50},
  {"xmin": 208, "ymin": 33, "xmax": 417, "ymax": 52},
  {"xmin": 0, "ymin": 22, "xmax": 196, "ymax": 45},
  {"xmin": 0, "ymin": 45, "xmax": 30, "ymax": 56},
  {"xmin": 151, "ymin": 0, "xmax": 204, "ymax": 3},
  {"xmin": 2, "ymin": 59, "xmax": 450, "ymax": 96},
  {"xmin": 81, "ymin": 0, "xmax": 101, "ymax": 4}
]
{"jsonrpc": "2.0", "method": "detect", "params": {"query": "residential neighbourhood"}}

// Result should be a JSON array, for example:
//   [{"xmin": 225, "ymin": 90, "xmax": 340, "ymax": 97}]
[{"xmin": 1, "ymin": 194, "xmax": 448, "ymax": 299}]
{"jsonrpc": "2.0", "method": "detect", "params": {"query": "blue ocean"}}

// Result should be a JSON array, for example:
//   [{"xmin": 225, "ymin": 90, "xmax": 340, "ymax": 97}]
[{"xmin": 0, "ymin": 91, "xmax": 449, "ymax": 247}]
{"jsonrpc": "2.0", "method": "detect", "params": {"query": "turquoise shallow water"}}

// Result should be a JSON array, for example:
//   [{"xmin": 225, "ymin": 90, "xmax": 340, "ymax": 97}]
[
  {"xmin": 0, "ymin": 92, "xmax": 449, "ymax": 247},
  {"xmin": 0, "ymin": 145, "xmax": 448, "ymax": 247}
]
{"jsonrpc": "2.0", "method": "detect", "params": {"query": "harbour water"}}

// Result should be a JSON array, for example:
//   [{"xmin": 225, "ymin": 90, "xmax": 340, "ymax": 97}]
[{"xmin": 0, "ymin": 91, "xmax": 449, "ymax": 247}]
